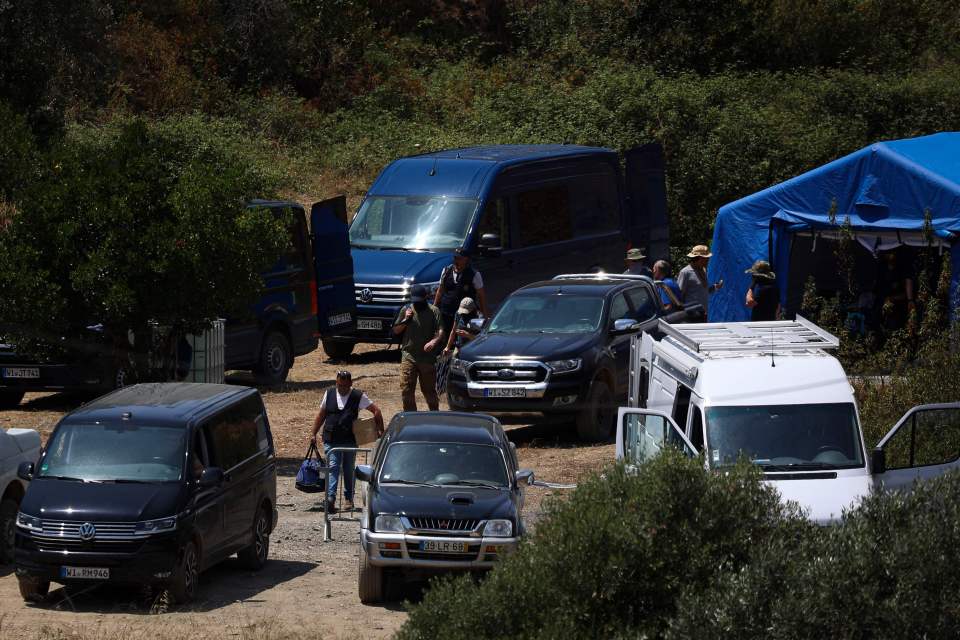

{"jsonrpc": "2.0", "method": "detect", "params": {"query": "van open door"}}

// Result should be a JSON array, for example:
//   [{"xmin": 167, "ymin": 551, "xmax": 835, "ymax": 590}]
[
  {"xmin": 624, "ymin": 143, "xmax": 670, "ymax": 262},
  {"xmin": 871, "ymin": 402, "xmax": 960, "ymax": 492},
  {"xmin": 616, "ymin": 407, "xmax": 698, "ymax": 471},
  {"xmin": 310, "ymin": 196, "xmax": 356, "ymax": 335}
]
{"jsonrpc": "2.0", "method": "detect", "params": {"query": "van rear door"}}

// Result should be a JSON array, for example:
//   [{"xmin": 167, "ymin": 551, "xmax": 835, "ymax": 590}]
[
  {"xmin": 624, "ymin": 143, "xmax": 670, "ymax": 263},
  {"xmin": 872, "ymin": 402, "xmax": 960, "ymax": 491},
  {"xmin": 311, "ymin": 196, "xmax": 357, "ymax": 335}
]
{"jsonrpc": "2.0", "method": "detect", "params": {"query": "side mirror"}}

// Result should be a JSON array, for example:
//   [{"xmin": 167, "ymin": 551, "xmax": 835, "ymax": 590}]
[
  {"xmin": 468, "ymin": 317, "xmax": 485, "ymax": 332},
  {"xmin": 478, "ymin": 233, "xmax": 502, "ymax": 257},
  {"xmin": 17, "ymin": 461, "xmax": 34, "ymax": 482},
  {"xmin": 611, "ymin": 318, "xmax": 640, "ymax": 334},
  {"xmin": 355, "ymin": 464, "xmax": 374, "ymax": 483},
  {"xmin": 198, "ymin": 467, "xmax": 224, "ymax": 488},
  {"xmin": 871, "ymin": 447, "xmax": 886, "ymax": 475},
  {"xmin": 515, "ymin": 469, "xmax": 535, "ymax": 486}
]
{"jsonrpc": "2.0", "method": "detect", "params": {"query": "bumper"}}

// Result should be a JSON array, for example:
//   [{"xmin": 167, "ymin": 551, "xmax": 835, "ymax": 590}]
[
  {"xmin": 361, "ymin": 528, "xmax": 518, "ymax": 570},
  {"xmin": 0, "ymin": 361, "xmax": 114, "ymax": 394},
  {"xmin": 329, "ymin": 304, "xmax": 400, "ymax": 344},
  {"xmin": 15, "ymin": 530, "xmax": 181, "ymax": 586},
  {"xmin": 446, "ymin": 374, "xmax": 590, "ymax": 413}
]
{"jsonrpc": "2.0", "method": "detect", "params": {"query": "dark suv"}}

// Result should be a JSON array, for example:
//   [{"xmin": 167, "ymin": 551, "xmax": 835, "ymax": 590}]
[
  {"xmin": 14, "ymin": 383, "xmax": 277, "ymax": 604},
  {"xmin": 355, "ymin": 411, "xmax": 533, "ymax": 603},
  {"xmin": 446, "ymin": 274, "xmax": 698, "ymax": 441}
]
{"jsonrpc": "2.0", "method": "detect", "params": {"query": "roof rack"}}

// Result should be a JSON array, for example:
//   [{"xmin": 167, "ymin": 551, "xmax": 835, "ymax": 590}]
[
  {"xmin": 553, "ymin": 273, "xmax": 654, "ymax": 283},
  {"xmin": 657, "ymin": 315, "xmax": 839, "ymax": 353}
]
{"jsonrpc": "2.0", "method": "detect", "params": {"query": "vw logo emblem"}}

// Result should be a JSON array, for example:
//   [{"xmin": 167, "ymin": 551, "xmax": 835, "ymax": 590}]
[
  {"xmin": 78, "ymin": 522, "xmax": 96, "ymax": 541},
  {"xmin": 359, "ymin": 288, "xmax": 373, "ymax": 303},
  {"xmin": 497, "ymin": 369, "xmax": 515, "ymax": 379}
]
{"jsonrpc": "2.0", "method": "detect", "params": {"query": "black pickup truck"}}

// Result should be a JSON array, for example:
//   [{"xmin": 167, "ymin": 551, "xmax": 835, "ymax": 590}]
[{"xmin": 446, "ymin": 273, "xmax": 700, "ymax": 441}]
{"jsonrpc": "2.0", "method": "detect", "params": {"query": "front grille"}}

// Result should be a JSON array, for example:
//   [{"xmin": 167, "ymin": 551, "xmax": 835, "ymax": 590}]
[
  {"xmin": 355, "ymin": 283, "xmax": 411, "ymax": 305},
  {"xmin": 407, "ymin": 518, "xmax": 480, "ymax": 533},
  {"xmin": 468, "ymin": 362, "xmax": 548, "ymax": 384},
  {"xmin": 33, "ymin": 536, "xmax": 143, "ymax": 554},
  {"xmin": 40, "ymin": 520, "xmax": 137, "ymax": 540}
]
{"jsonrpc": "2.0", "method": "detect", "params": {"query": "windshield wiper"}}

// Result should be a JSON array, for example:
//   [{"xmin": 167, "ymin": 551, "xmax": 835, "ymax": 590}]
[
  {"xmin": 382, "ymin": 479, "xmax": 441, "ymax": 487},
  {"xmin": 443, "ymin": 480, "xmax": 503, "ymax": 488},
  {"xmin": 760, "ymin": 462, "xmax": 837, "ymax": 472},
  {"xmin": 39, "ymin": 475, "xmax": 90, "ymax": 482},
  {"xmin": 109, "ymin": 478, "xmax": 153, "ymax": 484}
]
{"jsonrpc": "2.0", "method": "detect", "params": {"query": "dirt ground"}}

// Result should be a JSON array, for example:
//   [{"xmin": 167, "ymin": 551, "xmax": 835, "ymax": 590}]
[{"xmin": 0, "ymin": 344, "xmax": 613, "ymax": 640}]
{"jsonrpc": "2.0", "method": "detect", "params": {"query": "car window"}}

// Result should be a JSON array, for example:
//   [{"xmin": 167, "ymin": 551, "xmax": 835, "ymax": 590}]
[
  {"xmin": 206, "ymin": 395, "xmax": 266, "ymax": 470},
  {"xmin": 477, "ymin": 196, "xmax": 511, "ymax": 249},
  {"xmin": 884, "ymin": 408, "xmax": 960, "ymax": 470},
  {"xmin": 568, "ymin": 163, "xmax": 620, "ymax": 236},
  {"xmin": 626, "ymin": 287, "xmax": 657, "ymax": 322},
  {"xmin": 488, "ymin": 294, "xmax": 604, "ymax": 333},
  {"xmin": 380, "ymin": 442, "xmax": 509, "ymax": 487},
  {"xmin": 516, "ymin": 185, "xmax": 572, "ymax": 247},
  {"xmin": 608, "ymin": 293, "xmax": 631, "ymax": 326}
]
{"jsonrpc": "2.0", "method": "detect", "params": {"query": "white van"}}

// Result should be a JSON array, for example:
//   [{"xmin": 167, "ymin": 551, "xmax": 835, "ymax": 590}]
[{"xmin": 616, "ymin": 316, "xmax": 960, "ymax": 523}]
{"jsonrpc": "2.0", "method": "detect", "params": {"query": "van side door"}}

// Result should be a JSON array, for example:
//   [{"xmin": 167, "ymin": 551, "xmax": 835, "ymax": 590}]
[
  {"xmin": 205, "ymin": 394, "xmax": 275, "ymax": 551},
  {"xmin": 872, "ymin": 402, "xmax": 960, "ymax": 492},
  {"xmin": 470, "ymin": 194, "xmax": 515, "ymax": 308},
  {"xmin": 311, "ymin": 196, "xmax": 357, "ymax": 335},
  {"xmin": 189, "ymin": 424, "xmax": 227, "ymax": 563},
  {"xmin": 616, "ymin": 408, "xmax": 698, "ymax": 468},
  {"xmin": 623, "ymin": 143, "xmax": 670, "ymax": 262}
]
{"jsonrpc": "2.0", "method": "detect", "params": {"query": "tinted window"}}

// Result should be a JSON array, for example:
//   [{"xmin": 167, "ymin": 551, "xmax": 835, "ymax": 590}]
[
  {"xmin": 477, "ymin": 197, "xmax": 511, "ymax": 249},
  {"xmin": 568, "ymin": 165, "xmax": 620, "ymax": 236},
  {"xmin": 489, "ymin": 294, "xmax": 604, "ymax": 333},
  {"xmin": 608, "ymin": 293, "xmax": 631, "ymax": 325},
  {"xmin": 884, "ymin": 408, "xmax": 960, "ymax": 469},
  {"xmin": 207, "ymin": 395, "xmax": 266, "ymax": 470},
  {"xmin": 626, "ymin": 287, "xmax": 657, "ymax": 322},
  {"xmin": 516, "ymin": 185, "xmax": 572, "ymax": 247},
  {"xmin": 380, "ymin": 442, "xmax": 508, "ymax": 487}
]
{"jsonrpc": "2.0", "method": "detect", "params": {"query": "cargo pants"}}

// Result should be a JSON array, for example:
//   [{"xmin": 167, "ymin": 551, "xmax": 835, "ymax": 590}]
[{"xmin": 400, "ymin": 360, "xmax": 439, "ymax": 411}]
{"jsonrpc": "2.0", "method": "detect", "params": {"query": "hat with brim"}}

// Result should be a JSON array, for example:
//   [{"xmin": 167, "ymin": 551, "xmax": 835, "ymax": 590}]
[
  {"xmin": 625, "ymin": 248, "xmax": 646, "ymax": 261},
  {"xmin": 745, "ymin": 260, "xmax": 776, "ymax": 279},
  {"xmin": 687, "ymin": 244, "xmax": 713, "ymax": 258},
  {"xmin": 457, "ymin": 297, "xmax": 477, "ymax": 315}
]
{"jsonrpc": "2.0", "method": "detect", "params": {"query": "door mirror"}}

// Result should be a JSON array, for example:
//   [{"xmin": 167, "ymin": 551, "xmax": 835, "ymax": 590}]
[
  {"xmin": 198, "ymin": 467, "xmax": 224, "ymax": 488},
  {"xmin": 871, "ymin": 447, "xmax": 886, "ymax": 475},
  {"xmin": 515, "ymin": 469, "xmax": 535, "ymax": 486},
  {"xmin": 611, "ymin": 318, "xmax": 640, "ymax": 335},
  {"xmin": 17, "ymin": 461, "xmax": 34, "ymax": 482},
  {"xmin": 468, "ymin": 317, "xmax": 485, "ymax": 332},
  {"xmin": 478, "ymin": 233, "xmax": 502, "ymax": 257},
  {"xmin": 355, "ymin": 464, "xmax": 374, "ymax": 483}
]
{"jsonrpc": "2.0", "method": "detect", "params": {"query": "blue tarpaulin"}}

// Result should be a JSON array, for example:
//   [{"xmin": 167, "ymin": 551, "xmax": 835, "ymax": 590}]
[{"xmin": 708, "ymin": 132, "xmax": 960, "ymax": 321}]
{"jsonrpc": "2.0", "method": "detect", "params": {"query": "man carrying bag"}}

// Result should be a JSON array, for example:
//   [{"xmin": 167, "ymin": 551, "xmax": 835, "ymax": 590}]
[{"xmin": 309, "ymin": 370, "xmax": 384, "ymax": 512}]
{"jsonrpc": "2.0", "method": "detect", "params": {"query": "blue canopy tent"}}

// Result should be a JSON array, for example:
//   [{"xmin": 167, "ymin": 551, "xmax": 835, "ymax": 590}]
[{"xmin": 708, "ymin": 132, "xmax": 960, "ymax": 322}]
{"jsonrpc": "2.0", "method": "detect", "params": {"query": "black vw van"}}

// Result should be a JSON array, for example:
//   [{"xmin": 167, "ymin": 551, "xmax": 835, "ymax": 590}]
[{"xmin": 14, "ymin": 383, "xmax": 277, "ymax": 604}]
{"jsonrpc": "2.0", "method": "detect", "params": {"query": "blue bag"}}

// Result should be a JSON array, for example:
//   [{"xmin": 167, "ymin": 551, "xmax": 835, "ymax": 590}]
[{"xmin": 295, "ymin": 442, "xmax": 326, "ymax": 493}]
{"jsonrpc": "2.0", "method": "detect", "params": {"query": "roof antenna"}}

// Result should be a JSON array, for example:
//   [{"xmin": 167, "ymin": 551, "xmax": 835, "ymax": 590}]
[
  {"xmin": 770, "ymin": 325, "xmax": 776, "ymax": 368},
  {"xmin": 428, "ymin": 157, "xmax": 438, "ymax": 176}
]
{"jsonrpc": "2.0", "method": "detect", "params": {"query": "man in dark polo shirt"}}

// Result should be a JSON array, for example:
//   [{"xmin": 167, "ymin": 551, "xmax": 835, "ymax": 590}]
[{"xmin": 433, "ymin": 248, "xmax": 489, "ymax": 333}]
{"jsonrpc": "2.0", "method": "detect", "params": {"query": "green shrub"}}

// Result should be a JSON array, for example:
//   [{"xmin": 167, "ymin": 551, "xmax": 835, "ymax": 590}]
[{"xmin": 398, "ymin": 453, "xmax": 810, "ymax": 640}]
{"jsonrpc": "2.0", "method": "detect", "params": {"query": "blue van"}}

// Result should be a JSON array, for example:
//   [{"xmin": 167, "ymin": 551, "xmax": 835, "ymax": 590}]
[{"xmin": 321, "ymin": 144, "xmax": 668, "ymax": 359}]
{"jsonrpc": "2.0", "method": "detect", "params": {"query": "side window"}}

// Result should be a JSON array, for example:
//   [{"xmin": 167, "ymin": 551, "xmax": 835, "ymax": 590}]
[
  {"xmin": 206, "ymin": 395, "xmax": 265, "ymax": 470},
  {"xmin": 608, "ymin": 293, "xmax": 631, "ymax": 326},
  {"xmin": 568, "ymin": 165, "xmax": 620, "ymax": 236},
  {"xmin": 516, "ymin": 185, "xmax": 572, "ymax": 247},
  {"xmin": 673, "ymin": 386, "xmax": 692, "ymax": 434},
  {"xmin": 283, "ymin": 209, "xmax": 307, "ymax": 270},
  {"xmin": 626, "ymin": 287, "xmax": 657, "ymax": 322},
  {"xmin": 885, "ymin": 408, "xmax": 960, "ymax": 469},
  {"xmin": 191, "ymin": 428, "xmax": 211, "ymax": 480},
  {"xmin": 622, "ymin": 412, "xmax": 695, "ymax": 465},
  {"xmin": 689, "ymin": 407, "xmax": 704, "ymax": 452},
  {"xmin": 477, "ymin": 196, "xmax": 511, "ymax": 249}
]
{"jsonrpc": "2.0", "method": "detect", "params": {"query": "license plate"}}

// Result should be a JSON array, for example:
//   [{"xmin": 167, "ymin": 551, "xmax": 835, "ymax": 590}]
[
  {"xmin": 484, "ymin": 387, "xmax": 526, "ymax": 398},
  {"xmin": 420, "ymin": 540, "xmax": 468, "ymax": 553},
  {"xmin": 2, "ymin": 367, "xmax": 39, "ymax": 379},
  {"xmin": 357, "ymin": 319, "xmax": 383, "ymax": 330},
  {"xmin": 327, "ymin": 312, "xmax": 352, "ymax": 326},
  {"xmin": 60, "ymin": 566, "xmax": 110, "ymax": 579}
]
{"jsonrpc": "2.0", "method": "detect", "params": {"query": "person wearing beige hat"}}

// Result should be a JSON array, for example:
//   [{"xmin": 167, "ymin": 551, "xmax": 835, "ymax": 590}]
[
  {"xmin": 745, "ymin": 260, "xmax": 780, "ymax": 321},
  {"xmin": 677, "ymin": 244, "xmax": 723, "ymax": 320},
  {"xmin": 623, "ymin": 247, "xmax": 652, "ymax": 277}
]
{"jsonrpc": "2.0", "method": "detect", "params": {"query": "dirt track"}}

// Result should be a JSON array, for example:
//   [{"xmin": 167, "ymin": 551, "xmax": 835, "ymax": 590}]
[{"xmin": 0, "ymin": 344, "xmax": 612, "ymax": 639}]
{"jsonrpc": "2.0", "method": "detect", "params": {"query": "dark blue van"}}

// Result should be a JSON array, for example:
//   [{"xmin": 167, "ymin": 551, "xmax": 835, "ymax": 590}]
[{"xmin": 321, "ymin": 144, "xmax": 668, "ymax": 359}]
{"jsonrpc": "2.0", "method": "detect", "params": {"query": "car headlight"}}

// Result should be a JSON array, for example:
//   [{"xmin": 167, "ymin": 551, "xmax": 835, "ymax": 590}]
[
  {"xmin": 417, "ymin": 281, "xmax": 441, "ymax": 298},
  {"xmin": 547, "ymin": 358, "xmax": 581, "ymax": 374},
  {"xmin": 16, "ymin": 512, "xmax": 42, "ymax": 532},
  {"xmin": 482, "ymin": 519, "xmax": 513, "ymax": 537},
  {"xmin": 134, "ymin": 516, "xmax": 177, "ymax": 535},
  {"xmin": 374, "ymin": 514, "xmax": 404, "ymax": 533},
  {"xmin": 450, "ymin": 358, "xmax": 470, "ymax": 375}
]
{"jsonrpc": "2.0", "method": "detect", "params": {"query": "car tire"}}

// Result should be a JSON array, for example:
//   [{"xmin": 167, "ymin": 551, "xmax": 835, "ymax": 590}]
[
  {"xmin": 18, "ymin": 575, "xmax": 49, "ymax": 602},
  {"xmin": 0, "ymin": 390, "xmax": 25, "ymax": 410},
  {"xmin": 255, "ymin": 331, "xmax": 291, "ymax": 385},
  {"xmin": 0, "ymin": 498, "xmax": 18, "ymax": 564},
  {"xmin": 358, "ymin": 541, "xmax": 383, "ymax": 604},
  {"xmin": 322, "ymin": 339, "xmax": 354, "ymax": 362},
  {"xmin": 575, "ymin": 379, "xmax": 615, "ymax": 443},
  {"xmin": 169, "ymin": 540, "xmax": 200, "ymax": 604},
  {"xmin": 237, "ymin": 507, "xmax": 270, "ymax": 571}
]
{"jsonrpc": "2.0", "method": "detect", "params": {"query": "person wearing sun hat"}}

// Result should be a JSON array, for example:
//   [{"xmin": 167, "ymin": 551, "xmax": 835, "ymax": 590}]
[
  {"xmin": 677, "ymin": 244, "xmax": 723, "ymax": 320},
  {"xmin": 623, "ymin": 247, "xmax": 652, "ymax": 277},
  {"xmin": 744, "ymin": 259, "xmax": 780, "ymax": 321}
]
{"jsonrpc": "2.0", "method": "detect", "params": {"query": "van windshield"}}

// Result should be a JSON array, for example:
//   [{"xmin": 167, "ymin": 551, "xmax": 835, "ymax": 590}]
[
  {"xmin": 350, "ymin": 196, "xmax": 478, "ymax": 250},
  {"xmin": 38, "ymin": 423, "xmax": 185, "ymax": 483},
  {"xmin": 705, "ymin": 403, "xmax": 864, "ymax": 470},
  {"xmin": 488, "ymin": 294, "xmax": 604, "ymax": 333}
]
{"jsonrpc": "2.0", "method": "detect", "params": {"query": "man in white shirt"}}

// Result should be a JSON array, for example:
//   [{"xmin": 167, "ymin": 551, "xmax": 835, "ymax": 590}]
[{"xmin": 310, "ymin": 370, "xmax": 384, "ymax": 512}]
